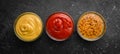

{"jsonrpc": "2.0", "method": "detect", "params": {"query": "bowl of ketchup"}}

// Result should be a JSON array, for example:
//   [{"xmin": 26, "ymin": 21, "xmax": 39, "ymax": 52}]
[{"xmin": 46, "ymin": 12, "xmax": 74, "ymax": 41}]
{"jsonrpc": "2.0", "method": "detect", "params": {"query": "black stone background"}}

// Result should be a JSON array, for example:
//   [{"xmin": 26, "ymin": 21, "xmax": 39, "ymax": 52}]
[{"xmin": 0, "ymin": 0, "xmax": 120, "ymax": 54}]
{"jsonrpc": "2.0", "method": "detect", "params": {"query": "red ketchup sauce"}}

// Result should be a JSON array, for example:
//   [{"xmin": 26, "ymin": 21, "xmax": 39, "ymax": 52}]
[{"xmin": 46, "ymin": 12, "xmax": 74, "ymax": 41}]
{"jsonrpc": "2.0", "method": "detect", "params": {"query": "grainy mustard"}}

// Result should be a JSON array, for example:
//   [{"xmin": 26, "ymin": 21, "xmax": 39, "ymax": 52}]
[{"xmin": 77, "ymin": 11, "xmax": 106, "ymax": 41}]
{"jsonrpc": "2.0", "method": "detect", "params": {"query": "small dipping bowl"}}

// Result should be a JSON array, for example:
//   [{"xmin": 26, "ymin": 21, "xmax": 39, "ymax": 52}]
[
  {"xmin": 14, "ymin": 12, "xmax": 43, "ymax": 42},
  {"xmin": 46, "ymin": 12, "xmax": 74, "ymax": 41},
  {"xmin": 77, "ymin": 11, "xmax": 106, "ymax": 41}
]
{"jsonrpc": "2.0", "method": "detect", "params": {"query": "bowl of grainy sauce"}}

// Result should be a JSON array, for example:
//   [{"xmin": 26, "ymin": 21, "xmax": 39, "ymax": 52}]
[{"xmin": 77, "ymin": 11, "xmax": 106, "ymax": 41}]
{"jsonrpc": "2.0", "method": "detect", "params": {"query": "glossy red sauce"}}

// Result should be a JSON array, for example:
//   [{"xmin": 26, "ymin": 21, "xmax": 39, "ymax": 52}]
[{"xmin": 46, "ymin": 12, "xmax": 74, "ymax": 41}]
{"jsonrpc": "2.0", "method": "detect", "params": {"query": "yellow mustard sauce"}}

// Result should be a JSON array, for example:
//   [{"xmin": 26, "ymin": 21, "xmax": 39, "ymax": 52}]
[
  {"xmin": 77, "ymin": 11, "xmax": 106, "ymax": 41},
  {"xmin": 14, "ymin": 12, "xmax": 43, "ymax": 42}
]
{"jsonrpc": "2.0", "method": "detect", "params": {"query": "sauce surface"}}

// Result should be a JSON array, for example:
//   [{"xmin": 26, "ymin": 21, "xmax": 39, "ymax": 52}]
[
  {"xmin": 77, "ymin": 11, "xmax": 106, "ymax": 41},
  {"xmin": 46, "ymin": 12, "xmax": 74, "ymax": 41},
  {"xmin": 14, "ymin": 12, "xmax": 43, "ymax": 42}
]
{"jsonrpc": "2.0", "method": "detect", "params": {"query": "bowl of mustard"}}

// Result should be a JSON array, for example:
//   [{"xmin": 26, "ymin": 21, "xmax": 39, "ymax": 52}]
[
  {"xmin": 14, "ymin": 12, "xmax": 43, "ymax": 42},
  {"xmin": 77, "ymin": 11, "xmax": 106, "ymax": 41}
]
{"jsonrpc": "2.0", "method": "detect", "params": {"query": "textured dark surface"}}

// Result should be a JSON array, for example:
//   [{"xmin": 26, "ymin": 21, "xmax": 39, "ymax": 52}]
[{"xmin": 0, "ymin": 0, "xmax": 120, "ymax": 54}]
